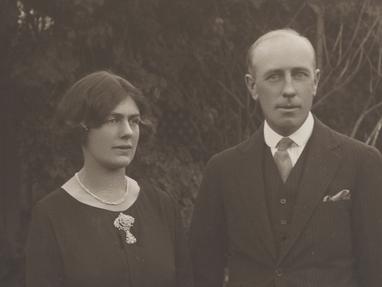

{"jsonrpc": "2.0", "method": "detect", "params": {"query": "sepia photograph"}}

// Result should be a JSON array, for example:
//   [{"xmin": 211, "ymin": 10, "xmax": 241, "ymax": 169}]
[{"xmin": 1, "ymin": 0, "xmax": 382, "ymax": 286}]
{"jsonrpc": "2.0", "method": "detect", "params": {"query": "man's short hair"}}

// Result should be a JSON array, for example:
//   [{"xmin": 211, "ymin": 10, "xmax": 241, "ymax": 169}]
[{"xmin": 246, "ymin": 28, "xmax": 317, "ymax": 74}]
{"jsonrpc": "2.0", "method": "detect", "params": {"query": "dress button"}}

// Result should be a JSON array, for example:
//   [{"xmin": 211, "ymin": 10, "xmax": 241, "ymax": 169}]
[
  {"xmin": 275, "ymin": 268, "xmax": 283, "ymax": 277},
  {"xmin": 280, "ymin": 198, "xmax": 287, "ymax": 204},
  {"xmin": 280, "ymin": 219, "xmax": 288, "ymax": 225}
]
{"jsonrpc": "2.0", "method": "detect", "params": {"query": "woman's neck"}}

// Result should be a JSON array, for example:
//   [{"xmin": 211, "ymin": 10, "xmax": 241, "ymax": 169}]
[{"xmin": 77, "ymin": 165, "xmax": 127, "ymax": 200}]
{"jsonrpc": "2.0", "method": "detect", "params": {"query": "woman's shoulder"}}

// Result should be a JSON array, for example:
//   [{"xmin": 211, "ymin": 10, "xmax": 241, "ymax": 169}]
[
  {"xmin": 138, "ymin": 181, "xmax": 181, "ymax": 226},
  {"xmin": 140, "ymin": 181, "xmax": 177, "ymax": 209},
  {"xmin": 32, "ymin": 187, "xmax": 74, "ymax": 217},
  {"xmin": 35, "ymin": 187, "xmax": 66, "ymax": 206}
]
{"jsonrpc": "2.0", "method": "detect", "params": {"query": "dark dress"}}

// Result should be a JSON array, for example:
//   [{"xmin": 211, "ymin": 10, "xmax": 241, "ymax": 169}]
[{"xmin": 26, "ymin": 183, "xmax": 193, "ymax": 287}]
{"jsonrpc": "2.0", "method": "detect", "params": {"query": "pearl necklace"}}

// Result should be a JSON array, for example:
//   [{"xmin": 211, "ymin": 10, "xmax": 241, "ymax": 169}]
[{"xmin": 75, "ymin": 172, "xmax": 129, "ymax": 205}]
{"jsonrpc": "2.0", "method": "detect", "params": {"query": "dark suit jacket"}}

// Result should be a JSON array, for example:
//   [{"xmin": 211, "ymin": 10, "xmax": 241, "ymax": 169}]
[{"xmin": 190, "ymin": 118, "xmax": 382, "ymax": 287}]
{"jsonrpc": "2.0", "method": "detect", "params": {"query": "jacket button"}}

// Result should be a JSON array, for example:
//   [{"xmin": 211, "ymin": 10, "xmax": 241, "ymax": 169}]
[{"xmin": 275, "ymin": 268, "xmax": 283, "ymax": 277}]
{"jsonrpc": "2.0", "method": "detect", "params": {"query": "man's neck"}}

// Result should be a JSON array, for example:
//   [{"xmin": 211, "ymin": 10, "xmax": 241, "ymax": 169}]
[{"xmin": 264, "ymin": 112, "xmax": 314, "ymax": 148}]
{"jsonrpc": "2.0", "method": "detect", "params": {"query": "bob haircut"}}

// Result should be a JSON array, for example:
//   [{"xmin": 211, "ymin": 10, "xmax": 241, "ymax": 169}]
[{"xmin": 56, "ymin": 70, "xmax": 151, "ymax": 145}]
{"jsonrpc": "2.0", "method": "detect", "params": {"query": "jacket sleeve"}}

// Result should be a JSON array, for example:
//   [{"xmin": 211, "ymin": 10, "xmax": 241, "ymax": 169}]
[
  {"xmin": 353, "ymin": 145, "xmax": 382, "ymax": 287},
  {"xmin": 26, "ymin": 204, "xmax": 64, "ymax": 287},
  {"xmin": 0, "ymin": 227, "xmax": 12, "ymax": 285},
  {"xmin": 148, "ymin": 184, "xmax": 195, "ymax": 287},
  {"xmin": 174, "ymin": 202, "xmax": 194, "ymax": 287},
  {"xmin": 190, "ymin": 157, "xmax": 228, "ymax": 287}
]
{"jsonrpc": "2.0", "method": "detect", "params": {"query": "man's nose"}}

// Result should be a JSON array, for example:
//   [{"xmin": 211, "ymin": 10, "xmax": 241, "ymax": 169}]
[{"xmin": 282, "ymin": 75, "xmax": 296, "ymax": 97}]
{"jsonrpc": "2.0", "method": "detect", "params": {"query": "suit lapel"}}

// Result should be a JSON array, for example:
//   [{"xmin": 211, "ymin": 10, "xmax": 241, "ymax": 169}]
[
  {"xmin": 278, "ymin": 119, "xmax": 342, "ymax": 263},
  {"xmin": 236, "ymin": 128, "xmax": 277, "ymax": 260}
]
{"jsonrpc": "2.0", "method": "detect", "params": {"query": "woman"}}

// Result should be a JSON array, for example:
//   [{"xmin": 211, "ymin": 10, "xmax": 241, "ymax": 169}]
[{"xmin": 26, "ymin": 71, "xmax": 193, "ymax": 287}]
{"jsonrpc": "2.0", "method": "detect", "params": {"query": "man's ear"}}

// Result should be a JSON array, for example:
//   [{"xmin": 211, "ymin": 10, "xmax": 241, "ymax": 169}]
[
  {"xmin": 245, "ymin": 73, "xmax": 258, "ymax": 101},
  {"xmin": 313, "ymin": 68, "xmax": 320, "ymax": 97}
]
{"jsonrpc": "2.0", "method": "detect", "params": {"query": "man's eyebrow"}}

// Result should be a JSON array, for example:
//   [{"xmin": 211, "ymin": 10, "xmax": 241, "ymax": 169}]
[
  {"xmin": 263, "ymin": 69, "xmax": 283, "ymax": 76},
  {"xmin": 263, "ymin": 67, "xmax": 311, "ymax": 76},
  {"xmin": 291, "ymin": 67, "xmax": 311, "ymax": 72}
]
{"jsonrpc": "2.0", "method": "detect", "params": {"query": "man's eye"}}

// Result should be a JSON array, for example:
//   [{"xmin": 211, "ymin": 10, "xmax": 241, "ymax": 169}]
[
  {"xmin": 267, "ymin": 74, "xmax": 281, "ymax": 81},
  {"xmin": 294, "ymin": 71, "xmax": 309, "ymax": 79}
]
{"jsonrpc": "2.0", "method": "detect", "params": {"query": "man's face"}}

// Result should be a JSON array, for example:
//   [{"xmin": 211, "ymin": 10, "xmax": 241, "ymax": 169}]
[{"xmin": 245, "ymin": 35, "xmax": 320, "ymax": 136}]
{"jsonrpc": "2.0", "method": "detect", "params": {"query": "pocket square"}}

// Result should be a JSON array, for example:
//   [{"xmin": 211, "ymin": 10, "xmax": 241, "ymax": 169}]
[{"xmin": 323, "ymin": 189, "xmax": 351, "ymax": 202}]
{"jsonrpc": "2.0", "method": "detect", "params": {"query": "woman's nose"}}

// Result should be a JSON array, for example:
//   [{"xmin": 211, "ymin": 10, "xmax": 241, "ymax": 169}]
[{"xmin": 119, "ymin": 119, "xmax": 133, "ymax": 136}]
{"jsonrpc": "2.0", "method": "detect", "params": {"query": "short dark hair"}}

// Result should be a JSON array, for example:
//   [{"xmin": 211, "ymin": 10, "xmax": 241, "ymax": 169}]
[{"xmin": 55, "ymin": 70, "xmax": 151, "ymax": 145}]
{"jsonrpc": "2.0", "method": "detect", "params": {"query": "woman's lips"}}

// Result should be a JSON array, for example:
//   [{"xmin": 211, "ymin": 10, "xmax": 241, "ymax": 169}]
[{"xmin": 113, "ymin": 145, "xmax": 132, "ymax": 150}]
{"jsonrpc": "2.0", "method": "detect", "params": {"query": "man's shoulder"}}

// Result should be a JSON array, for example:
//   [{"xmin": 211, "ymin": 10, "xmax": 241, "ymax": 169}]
[
  {"xmin": 206, "ymin": 132, "xmax": 261, "ymax": 168},
  {"xmin": 211, "ymin": 142, "xmax": 243, "ymax": 160},
  {"xmin": 315, "ymin": 119, "xmax": 381, "ymax": 159}
]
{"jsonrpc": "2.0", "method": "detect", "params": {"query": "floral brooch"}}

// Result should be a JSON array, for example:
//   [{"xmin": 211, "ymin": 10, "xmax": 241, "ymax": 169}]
[{"xmin": 113, "ymin": 213, "xmax": 137, "ymax": 244}]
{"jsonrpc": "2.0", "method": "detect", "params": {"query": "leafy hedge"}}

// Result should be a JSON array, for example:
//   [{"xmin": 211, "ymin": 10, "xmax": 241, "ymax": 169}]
[{"xmin": 1, "ymin": 0, "xmax": 382, "ymax": 286}]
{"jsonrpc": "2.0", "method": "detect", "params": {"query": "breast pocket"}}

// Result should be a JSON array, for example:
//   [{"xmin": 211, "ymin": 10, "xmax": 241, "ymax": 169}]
[{"xmin": 310, "ymin": 198, "xmax": 353, "ymax": 259}]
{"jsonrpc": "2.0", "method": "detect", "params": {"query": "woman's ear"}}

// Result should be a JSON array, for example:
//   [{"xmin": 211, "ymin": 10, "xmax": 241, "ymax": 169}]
[{"xmin": 80, "ymin": 123, "xmax": 89, "ymax": 131}]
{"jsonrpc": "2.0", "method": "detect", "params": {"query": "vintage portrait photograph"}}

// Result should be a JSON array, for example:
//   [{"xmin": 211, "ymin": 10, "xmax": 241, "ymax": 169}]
[{"xmin": 1, "ymin": 0, "xmax": 382, "ymax": 286}]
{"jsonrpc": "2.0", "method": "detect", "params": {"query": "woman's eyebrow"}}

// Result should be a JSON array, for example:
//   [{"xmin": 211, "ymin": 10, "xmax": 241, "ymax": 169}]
[{"xmin": 109, "ymin": 112, "xmax": 141, "ymax": 117}]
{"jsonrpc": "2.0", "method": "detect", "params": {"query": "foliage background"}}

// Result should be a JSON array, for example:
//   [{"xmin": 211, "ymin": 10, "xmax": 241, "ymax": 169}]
[{"xmin": 1, "ymin": 0, "xmax": 382, "ymax": 286}]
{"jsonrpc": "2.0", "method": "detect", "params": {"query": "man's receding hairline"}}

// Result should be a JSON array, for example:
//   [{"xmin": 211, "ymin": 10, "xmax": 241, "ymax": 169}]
[{"xmin": 247, "ymin": 29, "xmax": 316, "ymax": 73}]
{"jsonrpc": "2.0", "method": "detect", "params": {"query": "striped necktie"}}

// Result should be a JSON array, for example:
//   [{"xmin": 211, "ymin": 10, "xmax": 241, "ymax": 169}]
[{"xmin": 274, "ymin": 137, "xmax": 294, "ymax": 182}]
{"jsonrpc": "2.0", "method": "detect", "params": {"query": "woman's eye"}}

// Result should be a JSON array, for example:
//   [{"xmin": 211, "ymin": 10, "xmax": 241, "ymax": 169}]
[
  {"xmin": 105, "ymin": 117, "xmax": 119, "ymax": 124},
  {"xmin": 103, "ymin": 116, "xmax": 141, "ymax": 127},
  {"xmin": 129, "ymin": 118, "xmax": 141, "ymax": 126}
]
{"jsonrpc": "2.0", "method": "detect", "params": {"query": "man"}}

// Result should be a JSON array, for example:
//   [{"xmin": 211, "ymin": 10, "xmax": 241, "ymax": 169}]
[{"xmin": 190, "ymin": 28, "xmax": 382, "ymax": 287}]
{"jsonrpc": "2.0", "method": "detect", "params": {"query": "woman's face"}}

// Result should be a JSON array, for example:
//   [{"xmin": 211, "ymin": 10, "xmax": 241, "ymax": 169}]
[{"xmin": 82, "ymin": 96, "xmax": 141, "ymax": 171}]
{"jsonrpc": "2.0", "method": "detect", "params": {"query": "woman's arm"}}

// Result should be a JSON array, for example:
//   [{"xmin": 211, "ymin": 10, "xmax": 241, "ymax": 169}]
[{"xmin": 26, "ymin": 203, "xmax": 64, "ymax": 287}]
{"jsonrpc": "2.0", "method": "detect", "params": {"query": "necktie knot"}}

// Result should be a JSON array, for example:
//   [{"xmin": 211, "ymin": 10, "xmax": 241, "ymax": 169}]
[{"xmin": 276, "ymin": 137, "xmax": 294, "ymax": 151}]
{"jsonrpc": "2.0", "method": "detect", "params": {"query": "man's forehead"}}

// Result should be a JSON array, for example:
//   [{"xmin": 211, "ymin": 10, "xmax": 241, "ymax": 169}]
[
  {"xmin": 254, "ymin": 34, "xmax": 313, "ymax": 56},
  {"xmin": 249, "ymin": 34, "xmax": 316, "ymax": 71}
]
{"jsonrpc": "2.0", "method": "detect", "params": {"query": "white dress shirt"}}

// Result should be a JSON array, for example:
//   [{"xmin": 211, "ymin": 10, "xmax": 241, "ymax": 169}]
[{"xmin": 264, "ymin": 112, "xmax": 314, "ymax": 166}]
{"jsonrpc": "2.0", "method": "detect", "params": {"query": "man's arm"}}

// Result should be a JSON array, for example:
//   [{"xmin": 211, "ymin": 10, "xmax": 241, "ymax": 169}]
[
  {"xmin": 353, "ymin": 145, "xmax": 382, "ymax": 287},
  {"xmin": 190, "ymin": 157, "xmax": 228, "ymax": 287}
]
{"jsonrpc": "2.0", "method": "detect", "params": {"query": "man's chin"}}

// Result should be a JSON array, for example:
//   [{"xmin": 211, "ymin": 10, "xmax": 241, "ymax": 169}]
[{"xmin": 275, "ymin": 121, "xmax": 302, "ymax": 136}]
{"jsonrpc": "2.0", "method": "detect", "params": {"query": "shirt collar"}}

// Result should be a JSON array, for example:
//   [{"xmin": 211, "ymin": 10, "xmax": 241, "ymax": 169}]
[{"xmin": 264, "ymin": 112, "xmax": 314, "ymax": 148}]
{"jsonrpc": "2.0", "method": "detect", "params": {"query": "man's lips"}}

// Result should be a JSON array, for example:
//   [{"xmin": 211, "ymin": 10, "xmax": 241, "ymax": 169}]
[{"xmin": 276, "ymin": 105, "xmax": 300, "ymax": 110}]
